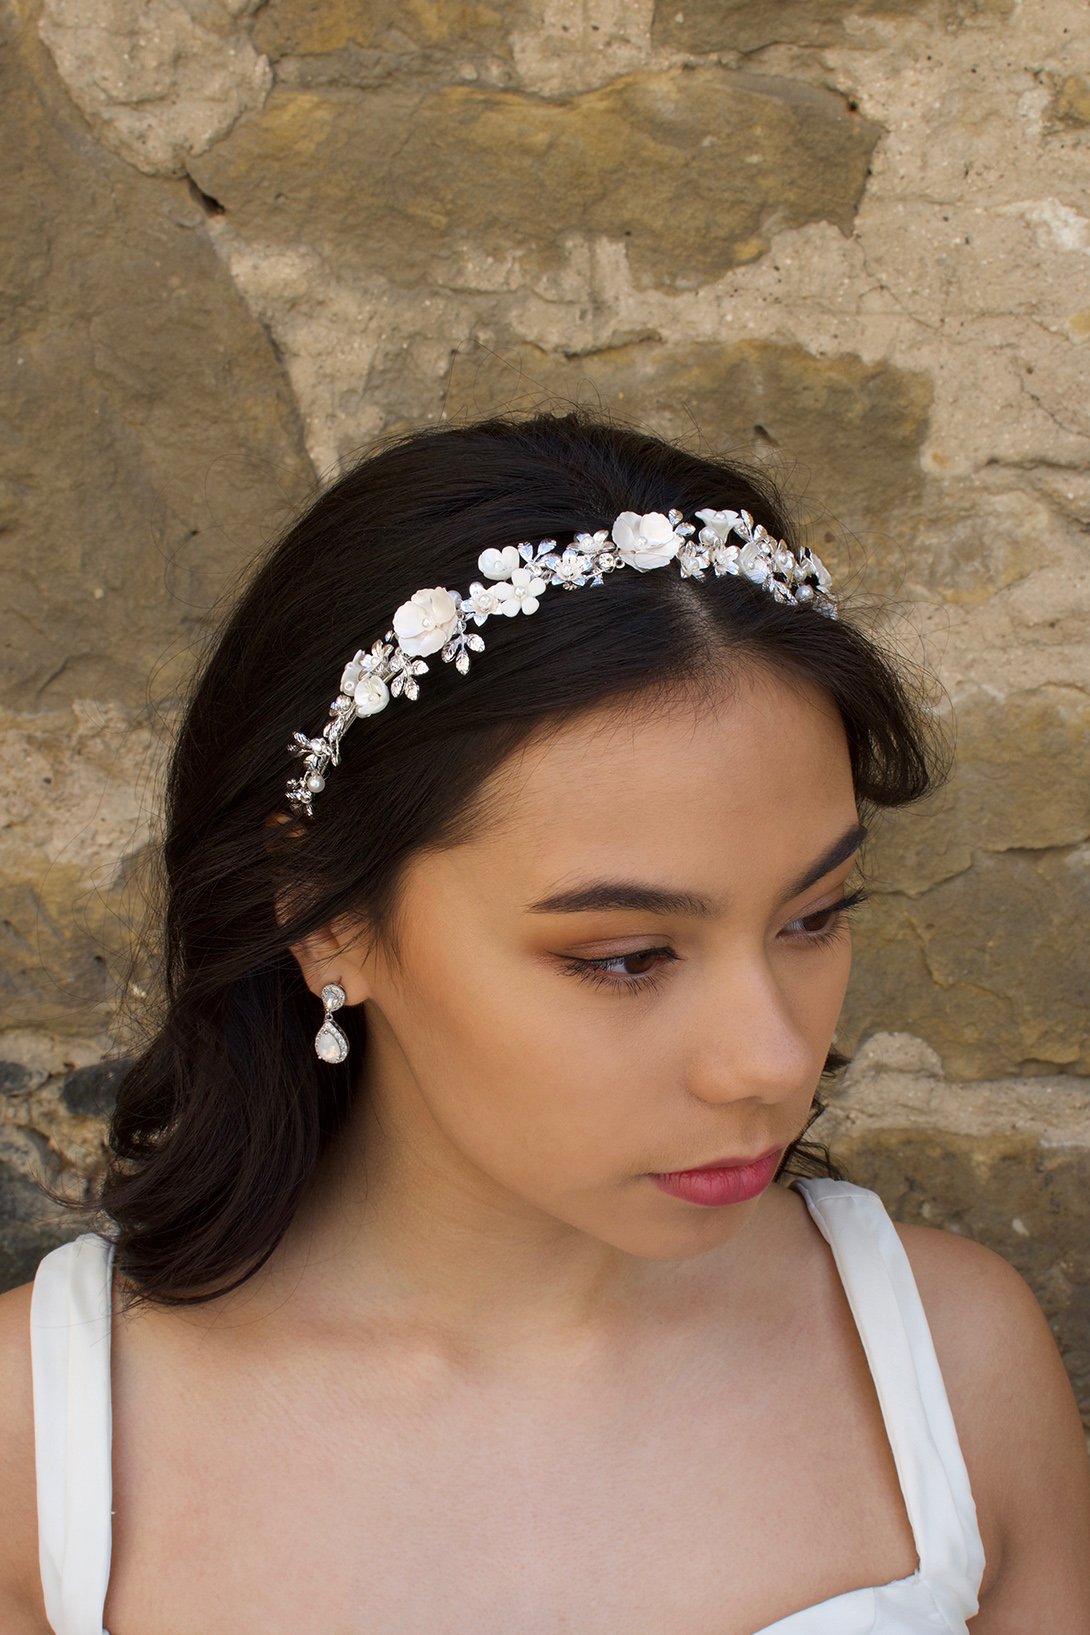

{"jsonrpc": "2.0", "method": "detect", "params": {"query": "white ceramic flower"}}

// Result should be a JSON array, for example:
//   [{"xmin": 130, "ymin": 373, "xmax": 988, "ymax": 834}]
[
  {"xmin": 353, "ymin": 674, "xmax": 390, "ymax": 715},
  {"xmin": 478, "ymin": 545, "xmax": 522, "ymax": 581},
  {"xmin": 339, "ymin": 638, "xmax": 393, "ymax": 697},
  {"xmin": 694, "ymin": 508, "xmax": 742, "ymax": 545},
  {"xmin": 492, "ymin": 566, "xmax": 547, "ymax": 615},
  {"xmin": 610, "ymin": 510, "xmax": 683, "ymax": 571},
  {"xmin": 340, "ymin": 654, "xmax": 365, "ymax": 695},
  {"xmin": 392, "ymin": 586, "xmax": 460, "ymax": 656},
  {"xmin": 738, "ymin": 540, "xmax": 771, "ymax": 583}
]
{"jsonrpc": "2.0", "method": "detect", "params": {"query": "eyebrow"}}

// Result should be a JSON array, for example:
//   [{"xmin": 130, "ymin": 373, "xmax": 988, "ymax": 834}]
[{"xmin": 524, "ymin": 821, "xmax": 868, "ymax": 918}]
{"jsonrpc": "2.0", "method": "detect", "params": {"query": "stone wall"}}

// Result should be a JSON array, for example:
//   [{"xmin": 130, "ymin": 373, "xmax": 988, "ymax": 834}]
[{"xmin": 1, "ymin": 0, "xmax": 1087, "ymax": 1428}]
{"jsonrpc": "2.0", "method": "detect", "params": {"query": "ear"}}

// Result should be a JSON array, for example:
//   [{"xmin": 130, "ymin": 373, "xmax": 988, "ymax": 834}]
[
  {"xmin": 287, "ymin": 923, "xmax": 370, "ymax": 1008},
  {"xmin": 263, "ymin": 810, "xmax": 370, "ymax": 1007}
]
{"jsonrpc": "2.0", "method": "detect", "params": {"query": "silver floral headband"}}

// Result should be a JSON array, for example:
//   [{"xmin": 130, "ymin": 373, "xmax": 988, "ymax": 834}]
[{"xmin": 285, "ymin": 506, "xmax": 836, "ymax": 819}]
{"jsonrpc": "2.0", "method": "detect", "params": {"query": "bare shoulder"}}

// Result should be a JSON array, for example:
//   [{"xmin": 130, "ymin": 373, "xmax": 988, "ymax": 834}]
[
  {"xmin": 889, "ymin": 1215, "xmax": 1056, "ymax": 1374},
  {"xmin": 0, "ymin": 1277, "xmax": 51, "ymax": 1630},
  {"xmin": 891, "ymin": 1217, "xmax": 1090, "ymax": 1626}
]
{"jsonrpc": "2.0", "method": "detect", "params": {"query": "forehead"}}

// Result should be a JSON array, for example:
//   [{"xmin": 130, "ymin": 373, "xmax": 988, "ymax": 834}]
[
  {"xmin": 488, "ymin": 667, "xmax": 850, "ymax": 831},
  {"xmin": 434, "ymin": 666, "xmax": 857, "ymax": 908}
]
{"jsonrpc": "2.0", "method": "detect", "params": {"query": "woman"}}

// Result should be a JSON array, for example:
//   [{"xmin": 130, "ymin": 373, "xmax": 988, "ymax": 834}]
[{"xmin": 2, "ymin": 411, "xmax": 1088, "ymax": 1632}]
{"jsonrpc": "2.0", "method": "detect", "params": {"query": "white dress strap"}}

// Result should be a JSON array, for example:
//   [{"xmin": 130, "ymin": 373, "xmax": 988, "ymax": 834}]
[
  {"xmin": 793, "ymin": 1177, "xmax": 986, "ymax": 1621},
  {"xmin": 29, "ymin": 1231, "xmax": 116, "ymax": 1635}
]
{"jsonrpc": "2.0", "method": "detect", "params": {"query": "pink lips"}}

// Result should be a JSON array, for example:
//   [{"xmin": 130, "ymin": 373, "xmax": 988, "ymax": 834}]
[{"xmin": 649, "ymin": 1146, "xmax": 784, "ymax": 1207}]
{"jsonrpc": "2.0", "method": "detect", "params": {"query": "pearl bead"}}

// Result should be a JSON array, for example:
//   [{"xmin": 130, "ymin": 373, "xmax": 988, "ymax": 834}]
[{"xmin": 306, "ymin": 772, "xmax": 325, "ymax": 793}]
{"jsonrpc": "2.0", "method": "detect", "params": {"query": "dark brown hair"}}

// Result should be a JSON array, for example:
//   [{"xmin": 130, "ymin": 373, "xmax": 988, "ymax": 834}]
[{"xmin": 41, "ymin": 409, "xmax": 947, "ymax": 1309}]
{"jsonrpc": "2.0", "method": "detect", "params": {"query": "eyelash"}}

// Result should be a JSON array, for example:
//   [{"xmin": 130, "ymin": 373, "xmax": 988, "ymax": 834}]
[{"xmin": 559, "ymin": 888, "xmax": 870, "ymax": 997}]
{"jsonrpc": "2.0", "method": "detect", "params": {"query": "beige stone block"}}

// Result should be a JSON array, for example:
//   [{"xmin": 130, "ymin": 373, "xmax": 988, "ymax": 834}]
[
  {"xmin": 0, "ymin": 21, "xmax": 314, "ymax": 714},
  {"xmin": 189, "ymin": 69, "xmax": 879, "ymax": 292},
  {"xmin": 254, "ymin": 0, "xmax": 517, "ymax": 62},
  {"xmin": 38, "ymin": 0, "xmax": 272, "ymax": 176},
  {"xmin": 653, "ymin": 0, "xmax": 922, "ymax": 53},
  {"xmin": 858, "ymin": 682, "xmax": 1090, "ymax": 896},
  {"xmin": 841, "ymin": 847, "xmax": 1090, "ymax": 1079},
  {"xmin": 651, "ymin": 0, "xmax": 1012, "ymax": 54}
]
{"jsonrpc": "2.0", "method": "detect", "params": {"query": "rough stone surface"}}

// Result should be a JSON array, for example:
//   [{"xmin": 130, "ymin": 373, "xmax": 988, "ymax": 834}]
[
  {"xmin": 1, "ymin": 0, "xmax": 1088, "ymax": 1433},
  {"xmin": 252, "ymin": 0, "xmax": 525, "ymax": 88},
  {"xmin": 60, "ymin": 1056, "xmax": 131, "ymax": 1119},
  {"xmin": 0, "ymin": 28, "xmax": 313, "ymax": 713},
  {"xmin": 38, "ymin": 0, "xmax": 273, "ymax": 176},
  {"xmin": 0, "ymin": 1149, "xmax": 90, "ymax": 1287},
  {"xmin": 651, "ymin": 0, "xmax": 1013, "ymax": 55},
  {"xmin": 0, "ymin": 700, "xmax": 166, "ymax": 1037},
  {"xmin": 190, "ymin": 69, "xmax": 878, "ymax": 295}
]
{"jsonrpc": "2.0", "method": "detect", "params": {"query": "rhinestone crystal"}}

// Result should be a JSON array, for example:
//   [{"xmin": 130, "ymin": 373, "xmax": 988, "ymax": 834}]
[{"xmin": 314, "ymin": 1019, "xmax": 349, "ymax": 1063}]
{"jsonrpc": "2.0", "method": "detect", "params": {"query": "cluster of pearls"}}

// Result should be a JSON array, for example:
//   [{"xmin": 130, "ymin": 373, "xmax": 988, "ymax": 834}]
[{"xmin": 286, "ymin": 506, "xmax": 835, "ymax": 819}]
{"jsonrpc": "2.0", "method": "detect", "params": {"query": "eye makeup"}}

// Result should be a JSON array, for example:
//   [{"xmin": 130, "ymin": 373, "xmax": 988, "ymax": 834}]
[{"xmin": 558, "ymin": 887, "xmax": 869, "ymax": 997}]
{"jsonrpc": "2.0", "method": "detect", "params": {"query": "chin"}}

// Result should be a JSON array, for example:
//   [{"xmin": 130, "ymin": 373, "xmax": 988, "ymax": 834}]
[{"xmin": 596, "ymin": 1198, "xmax": 767, "ymax": 1262}]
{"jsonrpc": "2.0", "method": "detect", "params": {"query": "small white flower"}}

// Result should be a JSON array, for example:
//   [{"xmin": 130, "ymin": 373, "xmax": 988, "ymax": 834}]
[
  {"xmin": 552, "ymin": 550, "xmax": 588, "ymax": 584},
  {"xmin": 676, "ymin": 540, "xmax": 710, "ymax": 580},
  {"xmin": 464, "ymin": 580, "xmax": 505, "ymax": 621},
  {"xmin": 340, "ymin": 639, "xmax": 392, "ymax": 695},
  {"xmin": 353, "ymin": 674, "xmax": 390, "ymax": 714},
  {"xmin": 694, "ymin": 508, "xmax": 742, "ymax": 545},
  {"xmin": 478, "ymin": 545, "xmax": 522, "ymax": 581},
  {"xmin": 610, "ymin": 510, "xmax": 683, "ymax": 571},
  {"xmin": 738, "ymin": 540, "xmax": 771, "ymax": 583},
  {"xmin": 492, "ymin": 565, "xmax": 547, "ymax": 615},
  {"xmin": 340, "ymin": 654, "xmax": 365, "ymax": 695},
  {"xmin": 711, "ymin": 543, "xmax": 741, "ymax": 575},
  {"xmin": 392, "ymin": 586, "xmax": 460, "ymax": 656}
]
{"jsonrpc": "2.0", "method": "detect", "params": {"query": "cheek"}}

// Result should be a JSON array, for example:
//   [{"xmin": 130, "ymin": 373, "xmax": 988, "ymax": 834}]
[
  {"xmin": 791, "ymin": 934, "xmax": 854, "ymax": 1041},
  {"xmin": 400, "ymin": 940, "xmax": 628, "ymax": 1182}
]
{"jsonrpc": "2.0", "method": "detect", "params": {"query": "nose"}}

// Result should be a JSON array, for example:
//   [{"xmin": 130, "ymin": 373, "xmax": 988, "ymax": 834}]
[{"xmin": 684, "ymin": 949, "xmax": 818, "ymax": 1108}]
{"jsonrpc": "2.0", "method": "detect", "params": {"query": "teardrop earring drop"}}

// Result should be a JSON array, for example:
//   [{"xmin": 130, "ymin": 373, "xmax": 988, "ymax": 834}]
[{"xmin": 314, "ymin": 982, "xmax": 349, "ymax": 1063}]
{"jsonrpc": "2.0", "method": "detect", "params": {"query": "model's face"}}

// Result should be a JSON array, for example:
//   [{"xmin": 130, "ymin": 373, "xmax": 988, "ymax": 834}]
[{"xmin": 346, "ymin": 665, "xmax": 862, "ymax": 1260}]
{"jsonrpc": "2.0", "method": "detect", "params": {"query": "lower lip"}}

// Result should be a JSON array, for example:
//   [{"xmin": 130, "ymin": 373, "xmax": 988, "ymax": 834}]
[{"xmin": 649, "ymin": 1149, "xmax": 782, "ymax": 1207}]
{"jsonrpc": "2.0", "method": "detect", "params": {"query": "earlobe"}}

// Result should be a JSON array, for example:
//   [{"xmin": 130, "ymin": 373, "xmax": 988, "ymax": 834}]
[{"xmin": 286, "ymin": 925, "xmax": 368, "ymax": 1009}]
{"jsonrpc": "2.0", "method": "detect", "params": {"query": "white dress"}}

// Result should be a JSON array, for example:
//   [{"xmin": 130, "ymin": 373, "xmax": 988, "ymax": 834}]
[{"xmin": 28, "ymin": 1176, "xmax": 987, "ymax": 1634}]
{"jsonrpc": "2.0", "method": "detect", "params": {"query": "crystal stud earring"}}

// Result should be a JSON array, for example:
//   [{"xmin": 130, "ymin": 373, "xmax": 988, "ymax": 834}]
[{"xmin": 314, "ymin": 982, "xmax": 349, "ymax": 1063}]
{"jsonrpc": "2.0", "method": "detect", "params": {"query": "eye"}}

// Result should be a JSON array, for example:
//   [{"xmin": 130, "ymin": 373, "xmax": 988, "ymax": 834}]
[
  {"xmin": 781, "ymin": 887, "xmax": 869, "ymax": 948},
  {"xmin": 559, "ymin": 946, "xmax": 679, "ymax": 996},
  {"xmin": 558, "ymin": 888, "xmax": 869, "ymax": 998}
]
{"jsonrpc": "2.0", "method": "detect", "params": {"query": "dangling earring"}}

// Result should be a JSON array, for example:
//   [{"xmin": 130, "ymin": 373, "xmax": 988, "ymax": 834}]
[{"xmin": 314, "ymin": 983, "xmax": 349, "ymax": 1063}]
